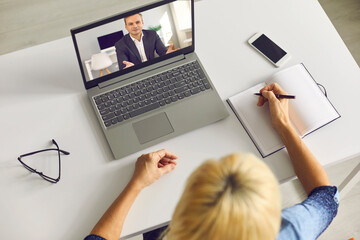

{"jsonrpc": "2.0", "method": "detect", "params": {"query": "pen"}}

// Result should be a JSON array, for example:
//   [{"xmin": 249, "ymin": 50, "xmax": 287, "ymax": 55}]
[{"xmin": 254, "ymin": 93, "xmax": 296, "ymax": 99}]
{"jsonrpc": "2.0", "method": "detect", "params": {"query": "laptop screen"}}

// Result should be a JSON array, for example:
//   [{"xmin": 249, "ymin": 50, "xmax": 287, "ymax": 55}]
[{"xmin": 71, "ymin": 0, "xmax": 193, "ymax": 89}]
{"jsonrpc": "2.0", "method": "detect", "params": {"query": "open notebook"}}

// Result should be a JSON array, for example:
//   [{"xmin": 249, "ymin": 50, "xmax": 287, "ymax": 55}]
[{"xmin": 227, "ymin": 63, "xmax": 340, "ymax": 157}]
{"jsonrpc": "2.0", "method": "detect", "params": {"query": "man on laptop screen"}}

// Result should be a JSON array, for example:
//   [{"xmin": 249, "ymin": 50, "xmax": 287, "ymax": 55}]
[{"xmin": 115, "ymin": 13, "xmax": 179, "ymax": 70}]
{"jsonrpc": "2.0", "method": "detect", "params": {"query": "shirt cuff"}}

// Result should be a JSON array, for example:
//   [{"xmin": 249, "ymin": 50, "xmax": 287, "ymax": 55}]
[{"xmin": 84, "ymin": 234, "xmax": 107, "ymax": 240}]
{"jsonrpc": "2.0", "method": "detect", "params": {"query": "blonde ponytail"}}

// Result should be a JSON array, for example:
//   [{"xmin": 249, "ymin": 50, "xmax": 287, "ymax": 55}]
[{"xmin": 165, "ymin": 153, "xmax": 281, "ymax": 240}]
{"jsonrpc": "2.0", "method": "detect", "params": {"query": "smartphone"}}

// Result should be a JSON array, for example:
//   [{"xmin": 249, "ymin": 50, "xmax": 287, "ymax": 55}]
[{"xmin": 248, "ymin": 33, "xmax": 290, "ymax": 67}]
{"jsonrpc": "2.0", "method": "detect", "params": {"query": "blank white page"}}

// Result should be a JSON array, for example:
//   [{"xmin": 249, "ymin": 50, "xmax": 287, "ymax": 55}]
[{"xmin": 266, "ymin": 64, "xmax": 339, "ymax": 136}]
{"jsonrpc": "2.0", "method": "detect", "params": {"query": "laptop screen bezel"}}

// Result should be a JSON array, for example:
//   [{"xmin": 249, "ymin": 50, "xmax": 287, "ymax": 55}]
[{"xmin": 70, "ymin": 0, "xmax": 195, "ymax": 90}]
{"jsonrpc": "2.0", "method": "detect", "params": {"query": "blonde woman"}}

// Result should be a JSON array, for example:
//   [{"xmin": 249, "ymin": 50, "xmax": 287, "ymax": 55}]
[{"xmin": 84, "ymin": 83, "xmax": 338, "ymax": 240}]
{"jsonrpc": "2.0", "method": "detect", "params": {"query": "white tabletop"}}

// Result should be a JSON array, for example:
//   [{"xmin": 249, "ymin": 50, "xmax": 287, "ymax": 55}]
[{"xmin": 1, "ymin": 0, "xmax": 360, "ymax": 239}]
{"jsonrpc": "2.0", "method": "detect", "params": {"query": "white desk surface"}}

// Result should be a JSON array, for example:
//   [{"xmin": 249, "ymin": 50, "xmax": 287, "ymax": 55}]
[{"xmin": 1, "ymin": 0, "xmax": 360, "ymax": 239}]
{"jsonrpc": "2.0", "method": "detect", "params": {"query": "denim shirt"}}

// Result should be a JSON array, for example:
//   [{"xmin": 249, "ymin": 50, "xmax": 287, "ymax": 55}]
[
  {"xmin": 277, "ymin": 186, "xmax": 339, "ymax": 240},
  {"xmin": 85, "ymin": 186, "xmax": 339, "ymax": 240}
]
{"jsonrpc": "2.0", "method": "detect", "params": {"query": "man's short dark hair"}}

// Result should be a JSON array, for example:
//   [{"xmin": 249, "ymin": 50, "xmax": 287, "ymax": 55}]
[{"xmin": 124, "ymin": 13, "xmax": 143, "ymax": 25}]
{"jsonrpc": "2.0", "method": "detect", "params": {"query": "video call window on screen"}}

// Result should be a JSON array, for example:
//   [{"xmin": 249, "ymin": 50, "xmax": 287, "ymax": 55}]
[{"xmin": 74, "ymin": 0, "xmax": 192, "ymax": 82}]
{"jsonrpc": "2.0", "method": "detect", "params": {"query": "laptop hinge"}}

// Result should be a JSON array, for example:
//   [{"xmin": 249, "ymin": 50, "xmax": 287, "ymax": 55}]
[{"xmin": 98, "ymin": 54, "xmax": 186, "ymax": 89}]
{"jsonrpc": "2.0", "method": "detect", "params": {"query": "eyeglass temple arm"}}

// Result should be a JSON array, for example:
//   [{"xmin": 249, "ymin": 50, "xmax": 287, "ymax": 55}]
[{"xmin": 18, "ymin": 148, "xmax": 70, "ymax": 159}]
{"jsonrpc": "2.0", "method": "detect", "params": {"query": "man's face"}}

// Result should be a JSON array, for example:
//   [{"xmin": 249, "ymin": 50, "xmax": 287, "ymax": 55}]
[{"xmin": 125, "ymin": 14, "xmax": 144, "ymax": 36}]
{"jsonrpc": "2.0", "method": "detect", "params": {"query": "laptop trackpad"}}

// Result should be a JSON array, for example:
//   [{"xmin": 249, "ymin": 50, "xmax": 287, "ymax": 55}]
[{"xmin": 133, "ymin": 112, "xmax": 174, "ymax": 144}]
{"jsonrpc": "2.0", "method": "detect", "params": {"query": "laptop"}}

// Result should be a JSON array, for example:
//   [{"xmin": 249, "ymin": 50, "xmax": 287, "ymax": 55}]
[{"xmin": 70, "ymin": 0, "xmax": 229, "ymax": 159}]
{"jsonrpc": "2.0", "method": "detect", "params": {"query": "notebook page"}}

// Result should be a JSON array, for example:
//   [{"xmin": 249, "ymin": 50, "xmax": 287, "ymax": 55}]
[
  {"xmin": 266, "ymin": 64, "xmax": 339, "ymax": 136},
  {"xmin": 228, "ymin": 83, "xmax": 285, "ymax": 156}
]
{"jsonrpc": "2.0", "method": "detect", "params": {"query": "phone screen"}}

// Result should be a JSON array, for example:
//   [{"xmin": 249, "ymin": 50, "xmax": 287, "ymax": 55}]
[{"xmin": 251, "ymin": 34, "xmax": 287, "ymax": 63}]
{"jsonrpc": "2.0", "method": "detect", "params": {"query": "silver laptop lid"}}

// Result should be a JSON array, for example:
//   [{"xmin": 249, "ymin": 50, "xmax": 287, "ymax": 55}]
[{"xmin": 70, "ymin": 0, "xmax": 194, "ymax": 90}]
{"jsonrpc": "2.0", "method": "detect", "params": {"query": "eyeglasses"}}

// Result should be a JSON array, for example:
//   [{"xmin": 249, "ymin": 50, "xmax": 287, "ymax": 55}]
[{"xmin": 17, "ymin": 139, "xmax": 70, "ymax": 183}]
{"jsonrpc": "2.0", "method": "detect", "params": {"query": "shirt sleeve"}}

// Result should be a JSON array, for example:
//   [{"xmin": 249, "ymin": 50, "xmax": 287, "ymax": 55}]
[
  {"xmin": 277, "ymin": 186, "xmax": 339, "ymax": 240},
  {"xmin": 84, "ymin": 234, "xmax": 107, "ymax": 240},
  {"xmin": 154, "ymin": 32, "xmax": 168, "ymax": 56},
  {"xmin": 115, "ymin": 43, "xmax": 128, "ymax": 70}
]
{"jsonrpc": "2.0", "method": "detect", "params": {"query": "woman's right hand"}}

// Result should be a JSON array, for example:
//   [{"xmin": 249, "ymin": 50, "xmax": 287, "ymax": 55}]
[
  {"xmin": 257, "ymin": 83, "xmax": 292, "ymax": 133},
  {"xmin": 130, "ymin": 149, "xmax": 178, "ymax": 190}
]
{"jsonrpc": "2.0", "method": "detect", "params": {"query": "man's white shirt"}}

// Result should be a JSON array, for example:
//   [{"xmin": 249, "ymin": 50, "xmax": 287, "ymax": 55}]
[{"xmin": 130, "ymin": 32, "xmax": 148, "ymax": 62}]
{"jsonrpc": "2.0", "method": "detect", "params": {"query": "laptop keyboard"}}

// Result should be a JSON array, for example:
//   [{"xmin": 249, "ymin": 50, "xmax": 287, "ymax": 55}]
[{"xmin": 93, "ymin": 61, "xmax": 212, "ymax": 128}]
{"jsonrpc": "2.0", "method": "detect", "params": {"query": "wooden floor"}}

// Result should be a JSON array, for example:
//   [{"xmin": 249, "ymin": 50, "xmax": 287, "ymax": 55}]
[
  {"xmin": 0, "ymin": 0, "xmax": 154, "ymax": 55},
  {"xmin": 319, "ymin": 0, "xmax": 360, "ymax": 67},
  {"xmin": 1, "ymin": 0, "xmax": 359, "ymax": 239}
]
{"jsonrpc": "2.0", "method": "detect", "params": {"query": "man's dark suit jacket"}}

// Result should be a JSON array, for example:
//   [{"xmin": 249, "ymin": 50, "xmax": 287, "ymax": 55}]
[{"xmin": 115, "ymin": 29, "xmax": 167, "ymax": 70}]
